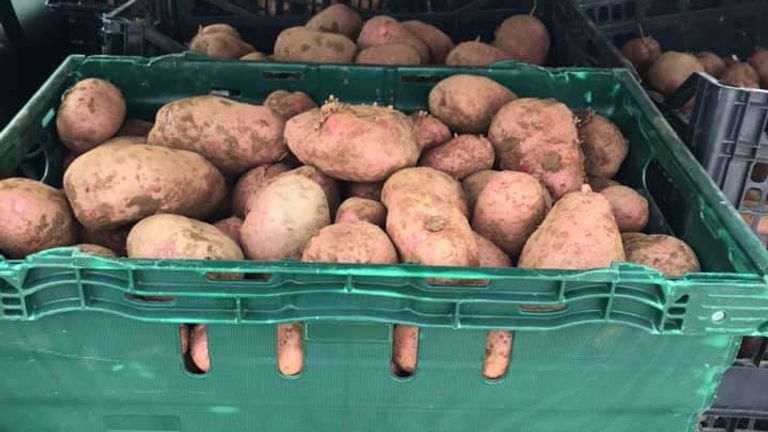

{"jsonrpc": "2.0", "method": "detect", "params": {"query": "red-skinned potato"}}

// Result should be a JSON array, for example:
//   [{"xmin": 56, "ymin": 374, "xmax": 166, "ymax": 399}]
[
  {"xmin": 355, "ymin": 43, "xmax": 422, "ymax": 65},
  {"xmin": 335, "ymin": 197, "xmax": 387, "ymax": 227},
  {"xmin": 346, "ymin": 181, "xmax": 383, "ymax": 201},
  {"xmin": 419, "ymin": 134, "xmax": 495, "ymax": 180},
  {"xmin": 302, "ymin": 221, "xmax": 397, "ymax": 264},
  {"xmin": 462, "ymin": 170, "xmax": 498, "ymax": 214},
  {"xmin": 578, "ymin": 111, "xmax": 628, "ymax": 179},
  {"xmin": 622, "ymin": 233, "xmax": 700, "ymax": 277},
  {"xmin": 429, "ymin": 74, "xmax": 517, "ymax": 134},
  {"xmin": 648, "ymin": 51, "xmax": 704, "ymax": 96},
  {"xmin": 305, "ymin": 4, "xmax": 363, "ymax": 39},
  {"xmin": 116, "ymin": 118, "xmax": 153, "ymax": 138},
  {"xmin": 382, "ymin": 167, "xmax": 468, "ymax": 217},
  {"xmin": 213, "ymin": 216, "xmax": 243, "ymax": 246},
  {"xmin": 401, "ymin": 20, "xmax": 454, "ymax": 64},
  {"xmin": 356, "ymin": 16, "xmax": 429, "ymax": 63},
  {"xmin": 232, "ymin": 163, "xmax": 290, "ymax": 219},
  {"xmin": 445, "ymin": 41, "xmax": 511, "ymax": 66},
  {"xmin": 56, "ymin": 78, "xmax": 126, "ymax": 153},
  {"xmin": 492, "ymin": 15, "xmax": 550, "ymax": 65},
  {"xmin": 696, "ymin": 52, "xmax": 726, "ymax": 78},
  {"xmin": 189, "ymin": 30, "xmax": 255, "ymax": 60},
  {"xmin": 600, "ymin": 185, "xmax": 649, "ymax": 233},
  {"xmin": 264, "ymin": 90, "xmax": 317, "ymax": 120},
  {"xmin": 621, "ymin": 36, "xmax": 661, "ymax": 74},
  {"xmin": 274, "ymin": 27, "xmax": 357, "ymax": 63},
  {"xmin": 410, "ymin": 111, "xmax": 451, "ymax": 151}
]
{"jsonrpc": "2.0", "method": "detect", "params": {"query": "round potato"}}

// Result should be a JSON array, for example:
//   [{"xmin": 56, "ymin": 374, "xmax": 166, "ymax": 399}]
[
  {"xmin": 622, "ymin": 233, "xmax": 700, "ymax": 277},
  {"xmin": 64, "ymin": 142, "xmax": 226, "ymax": 229},
  {"xmin": 189, "ymin": 31, "xmax": 255, "ymax": 60},
  {"xmin": 492, "ymin": 15, "xmax": 550, "ymax": 65},
  {"xmin": 302, "ymin": 221, "xmax": 397, "ymax": 264},
  {"xmin": 489, "ymin": 98, "xmax": 585, "ymax": 199},
  {"xmin": 696, "ymin": 51, "xmax": 726, "ymax": 78},
  {"xmin": 357, "ymin": 16, "xmax": 429, "ymax": 63},
  {"xmin": 241, "ymin": 174, "xmax": 330, "ymax": 261},
  {"xmin": 355, "ymin": 43, "xmax": 422, "ymax": 65},
  {"xmin": 473, "ymin": 232, "xmax": 511, "ymax": 268},
  {"xmin": 198, "ymin": 23, "xmax": 240, "ymax": 38},
  {"xmin": 462, "ymin": 170, "xmax": 498, "ymax": 214},
  {"xmin": 78, "ymin": 224, "xmax": 131, "ymax": 257},
  {"xmin": 56, "ymin": 78, "xmax": 126, "ymax": 153},
  {"xmin": 445, "ymin": 41, "xmax": 511, "ymax": 67},
  {"xmin": 285, "ymin": 165, "xmax": 341, "ymax": 216},
  {"xmin": 401, "ymin": 20, "xmax": 454, "ymax": 64},
  {"xmin": 419, "ymin": 134, "xmax": 494, "ymax": 180},
  {"xmin": 148, "ymin": 95, "xmax": 286, "ymax": 175},
  {"xmin": 621, "ymin": 36, "xmax": 661, "ymax": 74},
  {"xmin": 213, "ymin": 216, "xmax": 243, "ymax": 245},
  {"xmin": 305, "ymin": 3, "xmax": 363, "ymax": 39},
  {"xmin": 429, "ymin": 74, "xmax": 517, "ymax": 134},
  {"xmin": 274, "ymin": 27, "xmax": 357, "ymax": 63},
  {"xmin": 381, "ymin": 167, "xmax": 468, "ymax": 217},
  {"xmin": 127, "ymin": 214, "xmax": 244, "ymax": 261},
  {"xmin": 264, "ymin": 90, "xmax": 317, "ymax": 120},
  {"xmin": 648, "ymin": 51, "xmax": 705, "ymax": 96},
  {"xmin": 720, "ymin": 62, "xmax": 760, "ymax": 88},
  {"xmin": 410, "ymin": 111, "xmax": 451, "ymax": 151},
  {"xmin": 346, "ymin": 181, "xmax": 383, "ymax": 201},
  {"xmin": 284, "ymin": 102, "xmax": 419, "ymax": 182},
  {"xmin": 748, "ymin": 48, "xmax": 768, "ymax": 87},
  {"xmin": 335, "ymin": 197, "xmax": 386, "ymax": 227},
  {"xmin": 472, "ymin": 171, "xmax": 551, "ymax": 257},
  {"xmin": 578, "ymin": 111, "xmax": 628, "ymax": 179},
  {"xmin": 600, "ymin": 185, "xmax": 649, "ymax": 233},
  {"xmin": 0, "ymin": 178, "xmax": 77, "ymax": 258},
  {"xmin": 232, "ymin": 163, "xmax": 290, "ymax": 218}
]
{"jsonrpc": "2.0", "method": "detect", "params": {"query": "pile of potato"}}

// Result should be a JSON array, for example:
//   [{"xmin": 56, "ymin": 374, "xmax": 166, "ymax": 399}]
[
  {"xmin": 0, "ymin": 72, "xmax": 701, "ymax": 378},
  {"xmin": 188, "ymin": 4, "xmax": 551, "ymax": 67},
  {"xmin": 621, "ymin": 35, "xmax": 768, "ymax": 111}
]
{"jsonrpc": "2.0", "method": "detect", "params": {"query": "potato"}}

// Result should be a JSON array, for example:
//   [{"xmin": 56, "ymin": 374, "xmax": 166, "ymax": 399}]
[
  {"xmin": 622, "ymin": 233, "xmax": 700, "ymax": 277},
  {"xmin": 648, "ymin": 51, "xmax": 705, "ymax": 95},
  {"xmin": 429, "ymin": 74, "xmax": 517, "ymax": 134},
  {"xmin": 264, "ymin": 90, "xmax": 317, "ymax": 120},
  {"xmin": 741, "ymin": 211, "xmax": 768, "ymax": 236},
  {"xmin": 600, "ymin": 185, "xmax": 649, "ymax": 233},
  {"xmin": 302, "ymin": 221, "xmax": 397, "ymax": 263},
  {"xmin": 73, "ymin": 243, "xmax": 117, "ymax": 257},
  {"xmin": 588, "ymin": 176, "xmax": 620, "ymax": 192},
  {"xmin": 381, "ymin": 167, "xmax": 468, "ymax": 217},
  {"xmin": 410, "ymin": 111, "xmax": 451, "ymax": 151},
  {"xmin": 232, "ymin": 163, "xmax": 290, "ymax": 218},
  {"xmin": 720, "ymin": 62, "xmax": 760, "ymax": 88},
  {"xmin": 346, "ymin": 181, "xmax": 383, "ymax": 201},
  {"xmin": 621, "ymin": 36, "xmax": 661, "ymax": 74},
  {"xmin": 189, "ymin": 324, "xmax": 210, "ymax": 373},
  {"xmin": 241, "ymin": 174, "xmax": 330, "ymax": 261},
  {"xmin": 419, "ymin": 134, "xmax": 494, "ymax": 180},
  {"xmin": 472, "ymin": 171, "xmax": 551, "ymax": 257},
  {"xmin": 116, "ymin": 118, "xmax": 153, "ymax": 138},
  {"xmin": 213, "ymin": 216, "xmax": 243, "ymax": 245},
  {"xmin": 56, "ymin": 78, "xmax": 126, "ymax": 153},
  {"xmin": 357, "ymin": 16, "xmax": 429, "ymax": 63},
  {"xmin": 474, "ymin": 232, "xmax": 511, "ymax": 268},
  {"xmin": 240, "ymin": 51, "xmax": 268, "ymax": 61},
  {"xmin": 392, "ymin": 324, "xmax": 419, "ymax": 376},
  {"xmin": 519, "ymin": 186, "xmax": 625, "ymax": 269},
  {"xmin": 462, "ymin": 170, "xmax": 497, "ymax": 214},
  {"xmin": 355, "ymin": 43, "xmax": 422, "ymax": 65},
  {"xmin": 489, "ymin": 98, "xmax": 585, "ymax": 199},
  {"xmin": 284, "ymin": 102, "xmax": 419, "ymax": 182},
  {"xmin": 696, "ymin": 52, "xmax": 726, "ymax": 78},
  {"xmin": 0, "ymin": 178, "xmax": 77, "ymax": 258},
  {"xmin": 189, "ymin": 31, "xmax": 255, "ymax": 60},
  {"xmin": 148, "ymin": 95, "xmax": 285, "ymax": 175},
  {"xmin": 64, "ymin": 142, "xmax": 226, "ymax": 228},
  {"xmin": 335, "ymin": 197, "xmax": 386, "ymax": 227},
  {"xmin": 492, "ymin": 15, "xmax": 550, "ymax": 65},
  {"xmin": 78, "ymin": 224, "xmax": 131, "ymax": 257},
  {"xmin": 748, "ymin": 48, "xmax": 768, "ymax": 87},
  {"xmin": 198, "ymin": 23, "xmax": 240, "ymax": 38},
  {"xmin": 401, "ymin": 20, "xmax": 453, "ymax": 64},
  {"xmin": 286, "ymin": 165, "xmax": 341, "ymax": 216},
  {"xmin": 578, "ymin": 111, "xmax": 628, "ymax": 179},
  {"xmin": 277, "ymin": 322, "xmax": 303, "ymax": 376},
  {"xmin": 482, "ymin": 329, "xmax": 512, "ymax": 380},
  {"xmin": 386, "ymin": 193, "xmax": 478, "ymax": 267},
  {"xmin": 445, "ymin": 41, "xmax": 511, "ymax": 67},
  {"xmin": 127, "ymin": 214, "xmax": 244, "ymax": 262},
  {"xmin": 274, "ymin": 27, "xmax": 357, "ymax": 63},
  {"xmin": 305, "ymin": 3, "xmax": 363, "ymax": 39}
]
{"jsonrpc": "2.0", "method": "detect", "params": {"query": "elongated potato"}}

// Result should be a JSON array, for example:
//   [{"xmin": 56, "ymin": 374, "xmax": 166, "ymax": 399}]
[
  {"xmin": 419, "ymin": 134, "xmax": 494, "ymax": 180},
  {"xmin": 578, "ymin": 111, "xmax": 628, "ymax": 179},
  {"xmin": 493, "ymin": 15, "xmax": 550, "ymax": 65},
  {"xmin": 127, "ymin": 214, "xmax": 243, "ymax": 261},
  {"xmin": 462, "ymin": 170, "xmax": 498, "ymax": 214},
  {"xmin": 401, "ymin": 20, "xmax": 454, "ymax": 64},
  {"xmin": 274, "ymin": 27, "xmax": 357, "ymax": 63},
  {"xmin": 429, "ymin": 74, "xmax": 516, "ymax": 134},
  {"xmin": 472, "ymin": 171, "xmax": 551, "ymax": 257},
  {"xmin": 381, "ymin": 167, "xmax": 468, "ymax": 217},
  {"xmin": 489, "ymin": 98, "xmax": 585, "ymax": 199},
  {"xmin": 357, "ymin": 16, "xmax": 429, "ymax": 63},
  {"xmin": 600, "ymin": 185, "xmax": 649, "ymax": 233},
  {"xmin": 148, "ymin": 95, "xmax": 286, "ymax": 175},
  {"xmin": 285, "ymin": 102, "xmax": 419, "ymax": 181},
  {"xmin": 445, "ymin": 41, "xmax": 511, "ymax": 66},
  {"xmin": 189, "ymin": 324, "xmax": 210, "ymax": 373},
  {"xmin": 392, "ymin": 324, "xmax": 419, "ymax": 376},
  {"xmin": 232, "ymin": 163, "xmax": 290, "ymax": 218},
  {"xmin": 277, "ymin": 322, "xmax": 303, "ymax": 376},
  {"xmin": 0, "ymin": 178, "xmax": 77, "ymax": 258},
  {"xmin": 302, "ymin": 221, "xmax": 397, "ymax": 264},
  {"xmin": 483, "ymin": 330, "xmax": 512, "ymax": 380},
  {"xmin": 386, "ymin": 193, "xmax": 478, "ymax": 267},
  {"xmin": 622, "ymin": 233, "xmax": 700, "ymax": 277},
  {"xmin": 64, "ymin": 142, "xmax": 226, "ymax": 229},
  {"xmin": 335, "ymin": 197, "xmax": 386, "ymax": 227},
  {"xmin": 56, "ymin": 78, "xmax": 126, "ymax": 153},
  {"xmin": 241, "ymin": 174, "xmax": 330, "ymax": 261},
  {"xmin": 305, "ymin": 3, "xmax": 363, "ymax": 39},
  {"xmin": 410, "ymin": 111, "xmax": 451, "ymax": 151},
  {"xmin": 519, "ymin": 186, "xmax": 625, "ymax": 269}
]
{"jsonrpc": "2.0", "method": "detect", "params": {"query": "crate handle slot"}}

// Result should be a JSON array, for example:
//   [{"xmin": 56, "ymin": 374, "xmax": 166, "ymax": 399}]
[
  {"xmin": 209, "ymin": 88, "xmax": 242, "ymax": 97},
  {"xmin": 261, "ymin": 71, "xmax": 303, "ymax": 81},
  {"xmin": 125, "ymin": 293, "xmax": 175, "ymax": 304}
]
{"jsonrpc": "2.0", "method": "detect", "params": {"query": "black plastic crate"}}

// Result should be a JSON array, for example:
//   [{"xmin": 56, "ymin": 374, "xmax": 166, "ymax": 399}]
[
  {"xmin": 46, "ymin": 0, "xmax": 128, "ymax": 13},
  {"xmin": 101, "ymin": 0, "xmax": 626, "ymax": 69}
]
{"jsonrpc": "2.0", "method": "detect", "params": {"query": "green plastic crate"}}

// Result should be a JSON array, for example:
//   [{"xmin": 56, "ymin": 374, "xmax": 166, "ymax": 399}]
[{"xmin": 0, "ymin": 55, "xmax": 767, "ymax": 432}]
